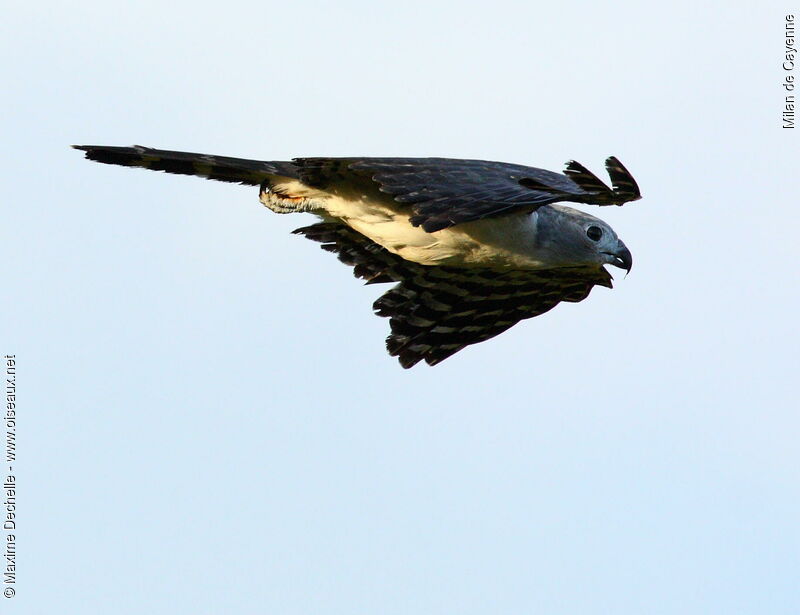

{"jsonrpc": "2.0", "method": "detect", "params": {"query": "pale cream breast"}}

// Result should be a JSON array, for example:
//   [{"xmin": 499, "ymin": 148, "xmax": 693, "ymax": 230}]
[{"xmin": 262, "ymin": 181, "xmax": 559, "ymax": 270}]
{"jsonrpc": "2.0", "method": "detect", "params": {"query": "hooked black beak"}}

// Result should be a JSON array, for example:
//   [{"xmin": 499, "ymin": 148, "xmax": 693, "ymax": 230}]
[{"xmin": 604, "ymin": 242, "xmax": 632, "ymax": 274}]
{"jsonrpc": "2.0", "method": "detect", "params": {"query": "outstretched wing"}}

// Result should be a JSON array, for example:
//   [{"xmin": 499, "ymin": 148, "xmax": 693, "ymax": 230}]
[
  {"xmin": 295, "ymin": 156, "xmax": 641, "ymax": 232},
  {"xmin": 294, "ymin": 222, "xmax": 612, "ymax": 368},
  {"xmin": 73, "ymin": 145, "xmax": 299, "ymax": 185},
  {"xmin": 75, "ymin": 146, "xmax": 639, "ymax": 233}
]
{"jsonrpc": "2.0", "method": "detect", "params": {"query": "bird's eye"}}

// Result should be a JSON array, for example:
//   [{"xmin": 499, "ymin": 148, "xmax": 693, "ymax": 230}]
[{"xmin": 586, "ymin": 226, "xmax": 603, "ymax": 241}]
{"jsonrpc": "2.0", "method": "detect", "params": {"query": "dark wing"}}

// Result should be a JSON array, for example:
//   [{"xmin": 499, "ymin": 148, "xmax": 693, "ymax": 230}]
[
  {"xmin": 73, "ymin": 145, "xmax": 299, "ymax": 185},
  {"xmin": 294, "ymin": 222, "xmax": 612, "ymax": 368},
  {"xmin": 295, "ymin": 156, "xmax": 641, "ymax": 232},
  {"xmin": 74, "ymin": 146, "xmax": 640, "ymax": 232}
]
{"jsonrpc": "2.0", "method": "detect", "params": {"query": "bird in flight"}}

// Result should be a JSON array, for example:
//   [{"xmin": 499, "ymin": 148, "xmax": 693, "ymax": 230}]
[{"xmin": 74, "ymin": 145, "xmax": 641, "ymax": 368}]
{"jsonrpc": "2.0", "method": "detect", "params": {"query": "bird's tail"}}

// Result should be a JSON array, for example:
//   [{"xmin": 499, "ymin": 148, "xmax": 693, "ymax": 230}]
[{"xmin": 72, "ymin": 145, "xmax": 299, "ymax": 186}]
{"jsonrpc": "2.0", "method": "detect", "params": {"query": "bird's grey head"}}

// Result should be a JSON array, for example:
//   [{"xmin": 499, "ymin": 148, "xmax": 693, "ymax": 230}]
[{"xmin": 534, "ymin": 204, "xmax": 632, "ymax": 272}]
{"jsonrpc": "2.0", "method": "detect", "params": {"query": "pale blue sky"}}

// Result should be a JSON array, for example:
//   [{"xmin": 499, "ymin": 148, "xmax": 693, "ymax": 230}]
[{"xmin": 3, "ymin": 2, "xmax": 799, "ymax": 613}]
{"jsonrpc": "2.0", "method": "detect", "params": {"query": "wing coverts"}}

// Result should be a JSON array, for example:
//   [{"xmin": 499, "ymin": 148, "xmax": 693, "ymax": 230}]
[{"xmin": 294, "ymin": 222, "xmax": 612, "ymax": 368}]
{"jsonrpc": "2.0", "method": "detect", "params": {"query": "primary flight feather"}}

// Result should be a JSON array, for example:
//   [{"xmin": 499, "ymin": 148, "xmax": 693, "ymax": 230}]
[{"xmin": 73, "ymin": 145, "xmax": 641, "ymax": 368}]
